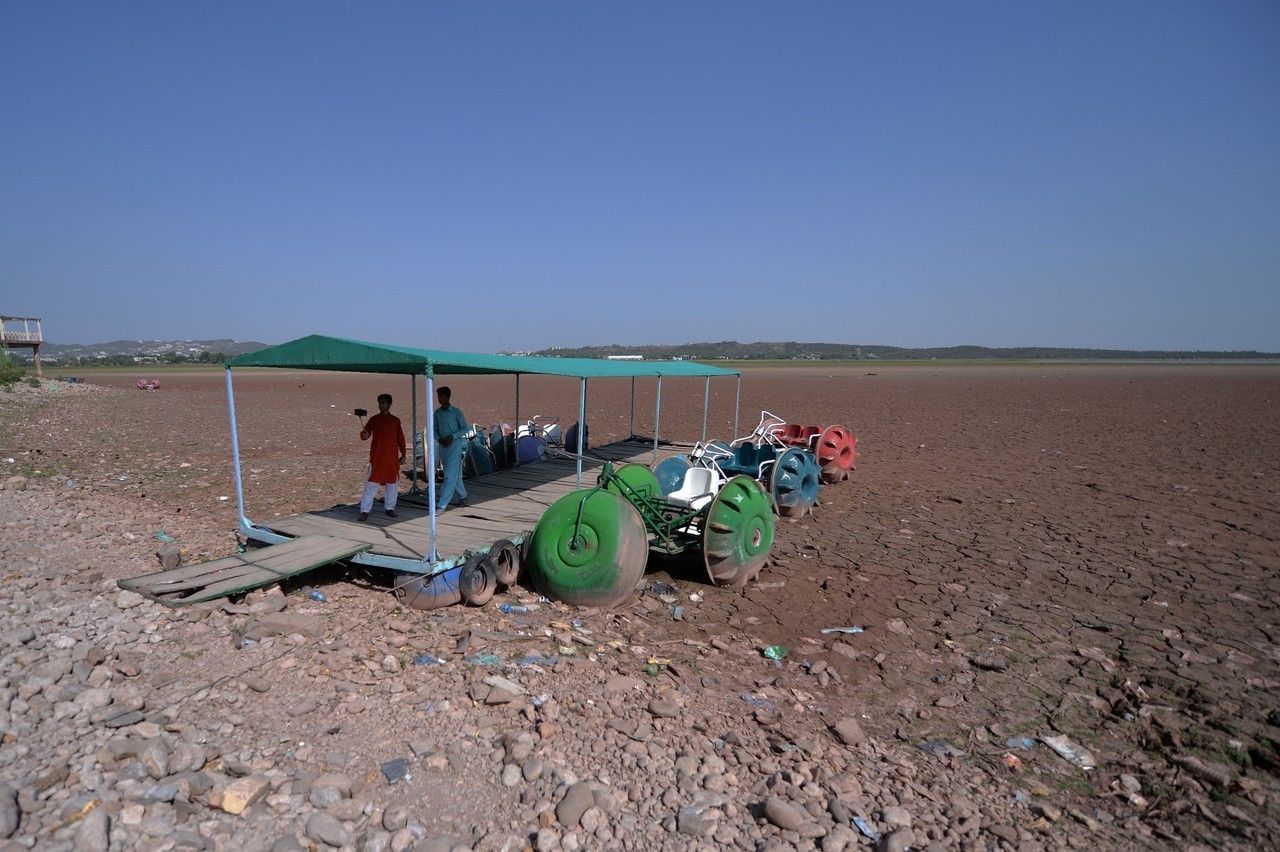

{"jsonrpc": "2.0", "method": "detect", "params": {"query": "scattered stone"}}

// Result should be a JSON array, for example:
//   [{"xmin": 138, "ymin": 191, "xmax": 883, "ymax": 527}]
[
  {"xmin": 382, "ymin": 804, "xmax": 409, "ymax": 832},
  {"xmin": 156, "ymin": 544, "xmax": 182, "ymax": 569},
  {"xmin": 831, "ymin": 718, "xmax": 866, "ymax": 747},
  {"xmin": 764, "ymin": 796, "xmax": 806, "ymax": 832},
  {"xmin": 73, "ymin": 807, "xmax": 110, "ymax": 852},
  {"xmin": 250, "ymin": 612, "xmax": 325, "ymax": 639},
  {"xmin": 382, "ymin": 758, "xmax": 412, "ymax": 784},
  {"xmin": 221, "ymin": 776, "xmax": 271, "ymax": 815},
  {"xmin": 556, "ymin": 781, "xmax": 595, "ymax": 827},
  {"xmin": 878, "ymin": 827, "xmax": 913, "ymax": 852},
  {"xmin": 969, "ymin": 655, "xmax": 1008, "ymax": 672},
  {"xmin": 306, "ymin": 811, "xmax": 351, "ymax": 848},
  {"xmin": 0, "ymin": 785, "xmax": 18, "ymax": 839}
]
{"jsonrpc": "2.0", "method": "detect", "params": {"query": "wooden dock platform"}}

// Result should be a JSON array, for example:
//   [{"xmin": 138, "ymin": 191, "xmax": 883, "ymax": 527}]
[{"xmin": 254, "ymin": 438, "xmax": 680, "ymax": 566}]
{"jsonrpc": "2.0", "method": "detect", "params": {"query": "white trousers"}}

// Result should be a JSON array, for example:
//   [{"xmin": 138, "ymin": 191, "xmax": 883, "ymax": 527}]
[
  {"xmin": 360, "ymin": 477, "xmax": 398, "ymax": 513},
  {"xmin": 436, "ymin": 439, "xmax": 468, "ymax": 509}
]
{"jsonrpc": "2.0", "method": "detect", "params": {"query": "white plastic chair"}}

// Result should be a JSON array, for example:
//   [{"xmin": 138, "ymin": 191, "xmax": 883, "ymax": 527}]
[{"xmin": 666, "ymin": 467, "xmax": 722, "ymax": 512}]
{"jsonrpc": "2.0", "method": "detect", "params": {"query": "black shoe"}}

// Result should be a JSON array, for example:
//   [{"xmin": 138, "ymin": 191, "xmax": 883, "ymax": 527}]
[
  {"xmin": 386, "ymin": 509, "xmax": 398, "ymax": 518},
  {"xmin": 457, "ymin": 498, "xmax": 468, "ymax": 507},
  {"xmin": 358, "ymin": 512, "xmax": 369, "ymax": 522}
]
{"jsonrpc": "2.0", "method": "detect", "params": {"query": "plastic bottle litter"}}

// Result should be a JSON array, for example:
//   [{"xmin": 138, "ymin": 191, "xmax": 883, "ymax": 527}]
[
  {"xmin": 1007, "ymin": 736, "xmax": 1035, "ymax": 751},
  {"xmin": 671, "ymin": 605, "xmax": 684, "ymax": 621},
  {"xmin": 820, "ymin": 626, "xmax": 865, "ymax": 634},
  {"xmin": 763, "ymin": 645, "xmax": 789, "ymax": 660},
  {"xmin": 852, "ymin": 817, "xmax": 880, "ymax": 841},
  {"xmin": 302, "ymin": 586, "xmax": 327, "ymax": 603},
  {"xmin": 500, "ymin": 603, "xmax": 529, "ymax": 614},
  {"xmin": 1041, "ymin": 734, "xmax": 1097, "ymax": 770},
  {"xmin": 411, "ymin": 654, "xmax": 446, "ymax": 666}
]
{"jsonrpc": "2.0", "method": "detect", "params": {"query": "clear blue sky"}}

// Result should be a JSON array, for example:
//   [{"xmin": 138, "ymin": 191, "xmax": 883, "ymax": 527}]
[{"xmin": 3, "ymin": 2, "xmax": 1277, "ymax": 352}]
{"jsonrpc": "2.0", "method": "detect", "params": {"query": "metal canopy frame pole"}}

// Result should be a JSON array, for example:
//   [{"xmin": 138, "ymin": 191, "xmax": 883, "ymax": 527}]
[
  {"xmin": 734, "ymin": 376, "xmax": 741, "ymax": 438},
  {"xmin": 629, "ymin": 377, "xmax": 635, "ymax": 440},
  {"xmin": 513, "ymin": 374, "xmax": 521, "ymax": 468},
  {"xmin": 701, "ymin": 377, "xmax": 710, "ymax": 444},
  {"xmin": 576, "ymin": 378, "xmax": 586, "ymax": 487},
  {"xmin": 652, "ymin": 375, "xmax": 662, "ymax": 461},
  {"xmin": 426, "ymin": 370, "xmax": 437, "ymax": 564},
  {"xmin": 408, "ymin": 374, "xmax": 421, "ymax": 495},
  {"xmin": 225, "ymin": 368, "xmax": 249, "ymax": 530}
]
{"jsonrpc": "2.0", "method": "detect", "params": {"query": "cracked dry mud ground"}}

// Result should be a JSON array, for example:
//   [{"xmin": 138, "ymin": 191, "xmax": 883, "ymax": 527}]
[{"xmin": 1, "ymin": 362, "xmax": 1278, "ymax": 850}]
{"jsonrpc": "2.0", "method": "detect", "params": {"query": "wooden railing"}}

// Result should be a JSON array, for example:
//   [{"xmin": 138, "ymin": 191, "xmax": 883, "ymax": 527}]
[
  {"xmin": 0, "ymin": 316, "xmax": 43, "ymax": 344},
  {"xmin": 0, "ymin": 330, "xmax": 43, "ymax": 343}
]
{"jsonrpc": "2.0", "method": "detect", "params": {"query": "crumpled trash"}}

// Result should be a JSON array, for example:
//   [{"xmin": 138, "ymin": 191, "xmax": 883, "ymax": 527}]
[
  {"xmin": 763, "ymin": 645, "xmax": 789, "ymax": 661},
  {"xmin": 919, "ymin": 738, "xmax": 966, "ymax": 759},
  {"xmin": 412, "ymin": 655, "xmax": 446, "ymax": 665},
  {"xmin": 739, "ymin": 692, "xmax": 776, "ymax": 711},
  {"xmin": 1007, "ymin": 736, "xmax": 1035, "ymax": 750},
  {"xmin": 154, "ymin": 530, "xmax": 177, "ymax": 543},
  {"xmin": 1041, "ymin": 735, "xmax": 1097, "ymax": 770},
  {"xmin": 650, "ymin": 581, "xmax": 679, "ymax": 603}
]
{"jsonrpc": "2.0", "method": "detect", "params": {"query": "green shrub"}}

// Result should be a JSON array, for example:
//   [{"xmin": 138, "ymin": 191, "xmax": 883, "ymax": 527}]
[{"xmin": 0, "ymin": 346, "xmax": 26, "ymax": 387}]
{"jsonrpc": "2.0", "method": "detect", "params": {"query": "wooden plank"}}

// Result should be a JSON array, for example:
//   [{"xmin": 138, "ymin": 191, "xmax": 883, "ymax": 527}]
[{"xmin": 118, "ymin": 534, "xmax": 371, "ymax": 607}]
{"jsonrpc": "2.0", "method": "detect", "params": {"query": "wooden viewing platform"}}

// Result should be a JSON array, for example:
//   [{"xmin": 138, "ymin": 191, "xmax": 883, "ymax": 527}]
[{"xmin": 0, "ymin": 316, "xmax": 44, "ymax": 377}]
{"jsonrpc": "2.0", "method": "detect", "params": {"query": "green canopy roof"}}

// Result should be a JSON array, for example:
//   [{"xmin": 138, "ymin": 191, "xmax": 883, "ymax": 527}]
[{"xmin": 228, "ymin": 334, "xmax": 739, "ymax": 379}]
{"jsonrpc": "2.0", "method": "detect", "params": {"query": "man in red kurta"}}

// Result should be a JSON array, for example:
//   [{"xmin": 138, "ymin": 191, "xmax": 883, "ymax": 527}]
[{"xmin": 358, "ymin": 393, "xmax": 406, "ymax": 521}]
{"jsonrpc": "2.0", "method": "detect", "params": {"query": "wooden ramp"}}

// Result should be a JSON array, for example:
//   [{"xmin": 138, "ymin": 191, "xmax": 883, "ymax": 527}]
[{"xmin": 118, "ymin": 534, "xmax": 371, "ymax": 607}]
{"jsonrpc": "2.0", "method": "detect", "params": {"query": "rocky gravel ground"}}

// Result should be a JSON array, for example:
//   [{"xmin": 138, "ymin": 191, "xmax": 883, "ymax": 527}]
[{"xmin": 1, "ymin": 367, "xmax": 1278, "ymax": 851}]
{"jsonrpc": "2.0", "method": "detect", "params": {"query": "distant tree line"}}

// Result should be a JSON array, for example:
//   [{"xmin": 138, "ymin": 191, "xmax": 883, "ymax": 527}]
[{"xmin": 529, "ymin": 341, "xmax": 1279, "ymax": 361}]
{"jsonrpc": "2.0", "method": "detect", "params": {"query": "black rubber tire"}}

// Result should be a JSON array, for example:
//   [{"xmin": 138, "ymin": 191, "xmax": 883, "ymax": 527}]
[
  {"xmin": 459, "ymin": 553, "xmax": 496, "ymax": 606},
  {"xmin": 486, "ymin": 539, "xmax": 522, "ymax": 587}
]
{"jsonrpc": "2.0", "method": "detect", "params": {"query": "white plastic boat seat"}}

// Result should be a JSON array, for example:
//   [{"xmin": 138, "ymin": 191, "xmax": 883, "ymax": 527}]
[{"xmin": 666, "ymin": 467, "xmax": 720, "ymax": 511}]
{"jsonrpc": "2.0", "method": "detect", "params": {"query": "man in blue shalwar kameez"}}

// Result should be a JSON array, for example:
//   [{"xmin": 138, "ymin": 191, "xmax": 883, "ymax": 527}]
[{"xmin": 433, "ymin": 386, "xmax": 469, "ymax": 511}]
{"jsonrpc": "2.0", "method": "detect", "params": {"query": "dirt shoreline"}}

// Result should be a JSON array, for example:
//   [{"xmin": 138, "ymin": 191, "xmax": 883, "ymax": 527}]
[{"xmin": 1, "ymin": 363, "xmax": 1277, "ymax": 850}]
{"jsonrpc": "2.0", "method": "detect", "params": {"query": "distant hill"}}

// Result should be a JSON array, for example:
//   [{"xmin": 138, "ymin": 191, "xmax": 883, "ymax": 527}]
[
  {"xmin": 7, "ymin": 339, "xmax": 269, "ymax": 365},
  {"xmin": 524, "ymin": 342, "xmax": 1280, "ymax": 361}
]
